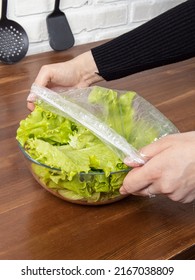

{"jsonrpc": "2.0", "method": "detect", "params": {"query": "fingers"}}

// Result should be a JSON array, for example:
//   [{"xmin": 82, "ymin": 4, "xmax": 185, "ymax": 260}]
[
  {"xmin": 27, "ymin": 92, "xmax": 36, "ymax": 102},
  {"xmin": 139, "ymin": 133, "xmax": 181, "ymax": 159},
  {"xmin": 34, "ymin": 65, "xmax": 53, "ymax": 87},
  {"xmin": 26, "ymin": 65, "xmax": 54, "ymax": 111},
  {"xmin": 123, "ymin": 135, "xmax": 177, "ymax": 168},
  {"xmin": 120, "ymin": 139, "xmax": 172, "ymax": 196},
  {"xmin": 120, "ymin": 132, "xmax": 195, "ymax": 203},
  {"xmin": 120, "ymin": 137, "xmax": 173, "ymax": 194},
  {"xmin": 27, "ymin": 102, "xmax": 35, "ymax": 111},
  {"xmin": 120, "ymin": 138, "xmax": 171, "ymax": 195},
  {"xmin": 120, "ymin": 165, "xmax": 155, "ymax": 195}
]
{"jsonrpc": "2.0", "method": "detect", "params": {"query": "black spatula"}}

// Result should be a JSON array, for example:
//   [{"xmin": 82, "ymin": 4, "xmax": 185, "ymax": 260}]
[
  {"xmin": 46, "ymin": 0, "xmax": 75, "ymax": 51},
  {"xmin": 0, "ymin": 0, "xmax": 29, "ymax": 64}
]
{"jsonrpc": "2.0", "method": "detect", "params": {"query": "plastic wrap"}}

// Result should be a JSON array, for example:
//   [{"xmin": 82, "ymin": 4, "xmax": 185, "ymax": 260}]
[{"xmin": 29, "ymin": 84, "xmax": 179, "ymax": 164}]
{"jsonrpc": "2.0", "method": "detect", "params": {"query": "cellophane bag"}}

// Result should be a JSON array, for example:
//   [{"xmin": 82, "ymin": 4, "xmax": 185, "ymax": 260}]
[
  {"xmin": 17, "ymin": 84, "xmax": 179, "ymax": 205},
  {"xmin": 29, "ymin": 84, "xmax": 179, "ymax": 163}
]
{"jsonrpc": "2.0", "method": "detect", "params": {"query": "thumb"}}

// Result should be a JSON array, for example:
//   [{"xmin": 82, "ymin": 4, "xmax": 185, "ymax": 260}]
[
  {"xmin": 124, "ymin": 134, "xmax": 176, "ymax": 167},
  {"xmin": 140, "ymin": 135, "xmax": 175, "ymax": 158}
]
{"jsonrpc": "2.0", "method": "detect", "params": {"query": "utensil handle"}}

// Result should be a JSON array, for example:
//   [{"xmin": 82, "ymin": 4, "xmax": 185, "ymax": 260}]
[
  {"xmin": 54, "ymin": 0, "xmax": 60, "ymax": 11},
  {"xmin": 1, "ymin": 0, "xmax": 8, "ymax": 20}
]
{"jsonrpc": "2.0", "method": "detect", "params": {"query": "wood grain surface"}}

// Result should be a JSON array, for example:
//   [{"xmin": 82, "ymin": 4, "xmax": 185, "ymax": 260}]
[{"xmin": 0, "ymin": 41, "xmax": 195, "ymax": 260}]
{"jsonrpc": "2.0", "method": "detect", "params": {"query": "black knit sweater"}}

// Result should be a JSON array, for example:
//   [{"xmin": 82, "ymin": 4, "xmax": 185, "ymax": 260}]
[{"xmin": 91, "ymin": 0, "xmax": 195, "ymax": 81}]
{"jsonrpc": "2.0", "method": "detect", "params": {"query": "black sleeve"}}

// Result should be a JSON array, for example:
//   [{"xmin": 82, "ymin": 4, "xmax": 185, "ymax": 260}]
[{"xmin": 91, "ymin": 0, "xmax": 195, "ymax": 81}]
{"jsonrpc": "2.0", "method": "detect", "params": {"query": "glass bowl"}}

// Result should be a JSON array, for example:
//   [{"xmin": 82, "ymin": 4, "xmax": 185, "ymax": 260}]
[
  {"xmin": 17, "ymin": 86, "xmax": 179, "ymax": 205},
  {"xmin": 18, "ymin": 143, "xmax": 129, "ymax": 205}
]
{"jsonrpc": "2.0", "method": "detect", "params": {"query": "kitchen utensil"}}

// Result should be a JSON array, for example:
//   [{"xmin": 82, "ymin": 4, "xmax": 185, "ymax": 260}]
[
  {"xmin": 46, "ymin": 0, "xmax": 74, "ymax": 51},
  {"xmin": 0, "ymin": 0, "xmax": 29, "ymax": 64}
]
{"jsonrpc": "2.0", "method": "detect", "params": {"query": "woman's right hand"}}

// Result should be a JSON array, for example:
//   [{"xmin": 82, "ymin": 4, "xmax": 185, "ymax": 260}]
[{"xmin": 27, "ymin": 51, "xmax": 103, "ymax": 110}]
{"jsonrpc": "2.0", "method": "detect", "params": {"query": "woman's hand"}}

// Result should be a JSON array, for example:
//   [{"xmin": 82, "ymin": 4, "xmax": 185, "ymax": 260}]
[
  {"xmin": 27, "ymin": 51, "xmax": 103, "ymax": 110},
  {"xmin": 120, "ymin": 131, "xmax": 195, "ymax": 203}
]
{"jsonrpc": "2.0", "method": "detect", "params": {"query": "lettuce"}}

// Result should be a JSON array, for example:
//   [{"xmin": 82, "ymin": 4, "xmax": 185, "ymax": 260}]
[
  {"xmin": 16, "ymin": 86, "xmax": 158, "ymax": 203},
  {"xmin": 17, "ymin": 105, "xmax": 74, "ymax": 146}
]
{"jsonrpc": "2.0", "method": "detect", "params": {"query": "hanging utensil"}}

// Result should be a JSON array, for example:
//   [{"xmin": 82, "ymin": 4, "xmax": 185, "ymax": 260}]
[
  {"xmin": 46, "ymin": 0, "xmax": 74, "ymax": 51},
  {"xmin": 0, "ymin": 0, "xmax": 29, "ymax": 64}
]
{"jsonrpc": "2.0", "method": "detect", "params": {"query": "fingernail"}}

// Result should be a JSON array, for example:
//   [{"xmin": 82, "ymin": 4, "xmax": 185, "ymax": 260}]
[
  {"xmin": 140, "ymin": 152, "xmax": 150, "ymax": 162},
  {"xmin": 124, "ymin": 156, "xmax": 142, "ymax": 167},
  {"xmin": 119, "ymin": 186, "xmax": 127, "ymax": 195},
  {"xmin": 27, "ymin": 93, "xmax": 36, "ymax": 102},
  {"xmin": 124, "ymin": 156, "xmax": 132, "ymax": 164}
]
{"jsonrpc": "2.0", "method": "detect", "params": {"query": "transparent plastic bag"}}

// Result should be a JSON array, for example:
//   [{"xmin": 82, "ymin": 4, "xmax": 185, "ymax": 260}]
[{"xmin": 29, "ymin": 84, "xmax": 179, "ymax": 164}]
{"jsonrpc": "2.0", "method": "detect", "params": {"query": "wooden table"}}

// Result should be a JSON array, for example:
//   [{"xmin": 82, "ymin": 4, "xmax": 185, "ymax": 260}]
[{"xmin": 0, "ymin": 41, "xmax": 195, "ymax": 260}]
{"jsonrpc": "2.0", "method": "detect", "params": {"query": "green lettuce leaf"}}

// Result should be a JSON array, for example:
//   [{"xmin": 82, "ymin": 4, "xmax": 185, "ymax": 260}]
[
  {"xmin": 16, "ymin": 104, "xmax": 74, "ymax": 146},
  {"xmin": 88, "ymin": 86, "xmax": 136, "ymax": 138}
]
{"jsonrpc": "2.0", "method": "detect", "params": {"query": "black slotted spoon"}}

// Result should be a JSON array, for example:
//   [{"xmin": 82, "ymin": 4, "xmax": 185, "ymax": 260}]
[
  {"xmin": 0, "ymin": 0, "xmax": 29, "ymax": 64},
  {"xmin": 47, "ymin": 0, "xmax": 74, "ymax": 51}
]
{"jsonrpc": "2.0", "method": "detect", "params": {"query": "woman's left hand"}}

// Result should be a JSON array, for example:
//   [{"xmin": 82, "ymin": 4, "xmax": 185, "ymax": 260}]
[{"xmin": 120, "ymin": 131, "xmax": 195, "ymax": 203}]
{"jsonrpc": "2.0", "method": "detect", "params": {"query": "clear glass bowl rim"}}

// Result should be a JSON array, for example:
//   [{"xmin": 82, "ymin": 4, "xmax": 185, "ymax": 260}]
[{"xmin": 18, "ymin": 141, "xmax": 130, "ymax": 175}]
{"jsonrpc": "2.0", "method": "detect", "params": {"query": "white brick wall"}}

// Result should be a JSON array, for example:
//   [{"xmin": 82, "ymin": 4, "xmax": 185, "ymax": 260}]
[{"xmin": 0, "ymin": 0, "xmax": 186, "ymax": 55}]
